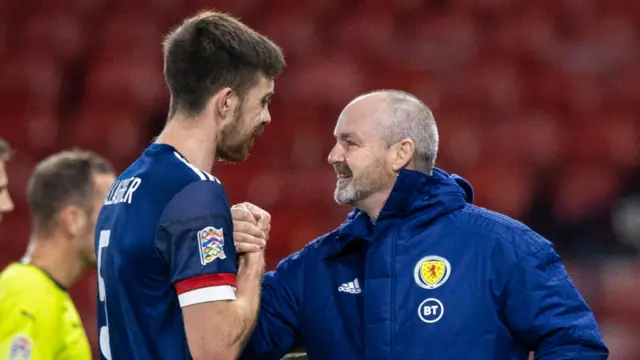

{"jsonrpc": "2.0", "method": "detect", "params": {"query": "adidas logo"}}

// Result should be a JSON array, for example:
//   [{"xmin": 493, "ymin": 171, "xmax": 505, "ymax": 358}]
[{"xmin": 338, "ymin": 278, "xmax": 362, "ymax": 294}]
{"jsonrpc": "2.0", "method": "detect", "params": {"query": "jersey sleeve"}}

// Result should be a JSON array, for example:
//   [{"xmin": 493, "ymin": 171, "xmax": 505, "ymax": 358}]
[
  {"xmin": 156, "ymin": 180, "xmax": 238, "ymax": 307},
  {"xmin": 0, "ymin": 287, "xmax": 61, "ymax": 360}
]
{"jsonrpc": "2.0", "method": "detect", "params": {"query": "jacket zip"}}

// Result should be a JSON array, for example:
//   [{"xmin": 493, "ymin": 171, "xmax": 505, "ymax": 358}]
[{"xmin": 390, "ymin": 220, "xmax": 398, "ymax": 360}]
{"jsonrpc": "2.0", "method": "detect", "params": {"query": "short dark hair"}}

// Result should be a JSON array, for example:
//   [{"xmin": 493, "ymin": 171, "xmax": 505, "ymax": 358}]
[
  {"xmin": 0, "ymin": 138, "xmax": 12, "ymax": 161},
  {"xmin": 27, "ymin": 150, "xmax": 114, "ymax": 235},
  {"xmin": 163, "ymin": 11, "xmax": 285, "ymax": 118}
]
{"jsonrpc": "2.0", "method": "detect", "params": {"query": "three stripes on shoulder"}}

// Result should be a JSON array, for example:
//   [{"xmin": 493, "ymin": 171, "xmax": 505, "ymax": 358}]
[{"xmin": 173, "ymin": 152, "xmax": 220, "ymax": 183}]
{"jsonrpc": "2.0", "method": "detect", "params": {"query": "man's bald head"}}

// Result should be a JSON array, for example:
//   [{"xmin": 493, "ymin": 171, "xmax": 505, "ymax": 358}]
[
  {"xmin": 346, "ymin": 90, "xmax": 439, "ymax": 174},
  {"xmin": 328, "ymin": 90, "xmax": 440, "ymax": 218}
]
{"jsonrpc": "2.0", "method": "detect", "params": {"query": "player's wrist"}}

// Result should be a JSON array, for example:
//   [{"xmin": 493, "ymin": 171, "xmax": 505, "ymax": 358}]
[{"xmin": 238, "ymin": 252, "xmax": 265, "ymax": 278}]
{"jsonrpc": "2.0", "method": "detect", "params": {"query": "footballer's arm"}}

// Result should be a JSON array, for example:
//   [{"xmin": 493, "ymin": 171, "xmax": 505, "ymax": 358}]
[
  {"xmin": 158, "ymin": 180, "xmax": 267, "ymax": 360},
  {"xmin": 182, "ymin": 250, "xmax": 265, "ymax": 360}
]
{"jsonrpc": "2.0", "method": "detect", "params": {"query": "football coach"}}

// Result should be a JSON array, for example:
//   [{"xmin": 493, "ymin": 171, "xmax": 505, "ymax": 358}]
[{"xmin": 233, "ymin": 90, "xmax": 608, "ymax": 360}]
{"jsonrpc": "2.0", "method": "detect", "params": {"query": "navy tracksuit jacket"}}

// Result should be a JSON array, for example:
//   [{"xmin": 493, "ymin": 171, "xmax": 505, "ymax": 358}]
[{"xmin": 242, "ymin": 168, "xmax": 608, "ymax": 360}]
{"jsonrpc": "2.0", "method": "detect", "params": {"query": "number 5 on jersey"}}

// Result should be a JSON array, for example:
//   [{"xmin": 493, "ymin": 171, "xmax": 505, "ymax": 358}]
[{"xmin": 98, "ymin": 230, "xmax": 112, "ymax": 360}]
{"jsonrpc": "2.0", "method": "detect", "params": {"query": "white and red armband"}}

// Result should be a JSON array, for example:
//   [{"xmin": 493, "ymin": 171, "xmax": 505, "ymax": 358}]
[{"xmin": 174, "ymin": 273, "xmax": 237, "ymax": 307}]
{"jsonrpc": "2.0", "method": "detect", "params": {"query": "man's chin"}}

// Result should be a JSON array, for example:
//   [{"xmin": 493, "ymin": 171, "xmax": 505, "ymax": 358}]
[
  {"xmin": 218, "ymin": 155, "xmax": 246, "ymax": 163},
  {"xmin": 217, "ymin": 140, "xmax": 255, "ymax": 162},
  {"xmin": 217, "ymin": 149, "xmax": 249, "ymax": 163},
  {"xmin": 334, "ymin": 189, "xmax": 355, "ymax": 205}
]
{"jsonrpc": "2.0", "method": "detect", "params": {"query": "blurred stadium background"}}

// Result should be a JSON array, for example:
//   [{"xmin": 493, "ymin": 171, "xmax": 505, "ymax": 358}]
[{"xmin": 0, "ymin": 0, "xmax": 639, "ymax": 358}]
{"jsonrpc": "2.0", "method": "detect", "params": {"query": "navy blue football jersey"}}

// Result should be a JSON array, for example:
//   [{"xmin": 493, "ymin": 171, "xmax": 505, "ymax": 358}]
[{"xmin": 95, "ymin": 143, "xmax": 238, "ymax": 360}]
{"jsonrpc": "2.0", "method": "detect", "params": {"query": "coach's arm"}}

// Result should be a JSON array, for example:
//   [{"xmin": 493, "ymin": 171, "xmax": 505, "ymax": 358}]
[
  {"xmin": 239, "ymin": 249, "xmax": 306, "ymax": 360},
  {"xmin": 503, "ymin": 230, "xmax": 609, "ymax": 359}
]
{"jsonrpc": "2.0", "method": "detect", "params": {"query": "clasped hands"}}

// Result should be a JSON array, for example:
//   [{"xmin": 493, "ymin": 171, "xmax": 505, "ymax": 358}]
[{"xmin": 231, "ymin": 202, "xmax": 271, "ymax": 254}]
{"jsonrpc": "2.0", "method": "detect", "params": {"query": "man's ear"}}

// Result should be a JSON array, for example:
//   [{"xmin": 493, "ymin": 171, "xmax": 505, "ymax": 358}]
[
  {"xmin": 214, "ymin": 87, "xmax": 237, "ymax": 122},
  {"xmin": 390, "ymin": 138, "xmax": 415, "ymax": 172},
  {"xmin": 58, "ymin": 205, "xmax": 88, "ymax": 238}
]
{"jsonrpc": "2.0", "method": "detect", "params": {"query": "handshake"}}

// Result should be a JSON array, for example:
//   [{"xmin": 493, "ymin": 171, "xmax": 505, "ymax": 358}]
[{"xmin": 231, "ymin": 202, "xmax": 271, "ymax": 254}]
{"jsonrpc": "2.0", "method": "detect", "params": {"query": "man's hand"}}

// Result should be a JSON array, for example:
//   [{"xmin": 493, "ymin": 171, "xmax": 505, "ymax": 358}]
[
  {"xmin": 232, "ymin": 202, "xmax": 271, "ymax": 253},
  {"xmin": 242, "ymin": 202, "xmax": 271, "ymax": 241}
]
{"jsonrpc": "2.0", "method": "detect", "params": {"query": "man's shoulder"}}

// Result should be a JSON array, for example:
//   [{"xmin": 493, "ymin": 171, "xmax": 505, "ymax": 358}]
[
  {"xmin": 453, "ymin": 204, "xmax": 552, "ymax": 256},
  {"xmin": 0, "ymin": 264, "xmax": 60, "ymax": 293},
  {"xmin": 276, "ymin": 230, "xmax": 340, "ymax": 270},
  {"xmin": 0, "ymin": 264, "xmax": 64, "ymax": 317},
  {"xmin": 104, "ymin": 146, "xmax": 224, "ymax": 213},
  {"xmin": 128, "ymin": 146, "xmax": 221, "ymax": 194}
]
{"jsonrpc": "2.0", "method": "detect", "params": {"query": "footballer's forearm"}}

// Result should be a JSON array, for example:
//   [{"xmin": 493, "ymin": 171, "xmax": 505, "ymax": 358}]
[
  {"xmin": 228, "ymin": 251, "xmax": 265, "ymax": 353},
  {"xmin": 183, "ymin": 252, "xmax": 265, "ymax": 360}
]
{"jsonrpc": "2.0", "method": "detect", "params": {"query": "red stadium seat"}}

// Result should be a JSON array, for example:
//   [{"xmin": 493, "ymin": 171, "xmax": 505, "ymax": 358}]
[
  {"xmin": 0, "ymin": 52, "xmax": 62, "ymax": 110},
  {"xmin": 103, "ymin": 0, "xmax": 179, "ymax": 21},
  {"xmin": 552, "ymin": 164, "xmax": 621, "ymax": 222},
  {"xmin": 281, "ymin": 54, "xmax": 369, "ymax": 106},
  {"xmin": 23, "ymin": 0, "xmax": 103, "ymax": 20},
  {"xmin": 256, "ymin": 8, "xmax": 321, "ymax": 62},
  {"xmin": 333, "ymin": 8, "xmax": 397, "ymax": 62},
  {"xmin": 522, "ymin": 70, "xmax": 572, "ymax": 113},
  {"xmin": 99, "ymin": 13, "xmax": 164, "ymax": 49},
  {"xmin": 482, "ymin": 115, "xmax": 562, "ymax": 169},
  {"xmin": 600, "ymin": 261, "xmax": 640, "ymax": 325},
  {"xmin": 435, "ymin": 111, "xmax": 482, "ymax": 169},
  {"xmin": 70, "ymin": 102, "xmax": 145, "ymax": 168},
  {"xmin": 188, "ymin": 0, "xmax": 265, "ymax": 22},
  {"xmin": 0, "ymin": 99, "xmax": 59, "ymax": 156},
  {"xmin": 610, "ymin": 68, "xmax": 640, "ymax": 110},
  {"xmin": 0, "ymin": 16, "xmax": 7, "ymax": 58},
  {"xmin": 18, "ymin": 11, "xmax": 86, "ymax": 65},
  {"xmin": 465, "ymin": 158, "xmax": 535, "ymax": 220},
  {"xmin": 561, "ymin": 113, "xmax": 639, "ymax": 171},
  {"xmin": 83, "ymin": 53, "xmax": 164, "ymax": 114}
]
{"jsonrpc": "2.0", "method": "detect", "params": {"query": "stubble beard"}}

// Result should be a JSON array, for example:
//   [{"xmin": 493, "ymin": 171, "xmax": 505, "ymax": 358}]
[
  {"xmin": 333, "ymin": 161, "xmax": 386, "ymax": 206},
  {"xmin": 216, "ymin": 107, "xmax": 254, "ymax": 162}
]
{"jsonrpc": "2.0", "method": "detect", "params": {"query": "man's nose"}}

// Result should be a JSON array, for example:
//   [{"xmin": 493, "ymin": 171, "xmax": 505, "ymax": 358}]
[
  {"xmin": 262, "ymin": 109, "xmax": 272, "ymax": 125},
  {"xmin": 327, "ymin": 144, "xmax": 343, "ymax": 165},
  {"xmin": 0, "ymin": 192, "xmax": 14, "ymax": 214}
]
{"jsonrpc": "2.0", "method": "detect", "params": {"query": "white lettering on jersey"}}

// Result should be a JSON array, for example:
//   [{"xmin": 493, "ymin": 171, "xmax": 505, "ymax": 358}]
[{"xmin": 103, "ymin": 177, "xmax": 142, "ymax": 205}]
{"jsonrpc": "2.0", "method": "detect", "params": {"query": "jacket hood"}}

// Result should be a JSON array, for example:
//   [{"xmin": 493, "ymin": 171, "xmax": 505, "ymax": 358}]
[
  {"xmin": 331, "ymin": 168, "xmax": 473, "ymax": 256},
  {"xmin": 345, "ymin": 167, "xmax": 473, "ymax": 220}
]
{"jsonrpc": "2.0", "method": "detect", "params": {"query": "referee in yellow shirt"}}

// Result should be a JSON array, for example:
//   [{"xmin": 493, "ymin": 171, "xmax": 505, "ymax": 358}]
[{"xmin": 0, "ymin": 147, "xmax": 115, "ymax": 360}]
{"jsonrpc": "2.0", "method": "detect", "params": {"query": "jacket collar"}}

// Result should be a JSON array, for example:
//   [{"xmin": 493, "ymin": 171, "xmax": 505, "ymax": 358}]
[{"xmin": 326, "ymin": 168, "xmax": 473, "ymax": 257}]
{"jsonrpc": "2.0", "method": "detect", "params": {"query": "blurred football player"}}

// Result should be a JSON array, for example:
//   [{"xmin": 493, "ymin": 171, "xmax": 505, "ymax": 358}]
[
  {"xmin": 0, "ymin": 138, "xmax": 15, "ymax": 223},
  {"xmin": 94, "ymin": 11, "xmax": 284, "ymax": 360},
  {"xmin": 0, "ymin": 150, "xmax": 115, "ymax": 359}
]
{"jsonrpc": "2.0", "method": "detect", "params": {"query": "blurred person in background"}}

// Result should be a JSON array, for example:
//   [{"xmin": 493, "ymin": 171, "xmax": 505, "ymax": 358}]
[
  {"xmin": 0, "ymin": 138, "xmax": 15, "ymax": 223},
  {"xmin": 238, "ymin": 90, "xmax": 608, "ymax": 360},
  {"xmin": 94, "ymin": 11, "xmax": 284, "ymax": 360},
  {"xmin": 0, "ymin": 150, "xmax": 115, "ymax": 360}
]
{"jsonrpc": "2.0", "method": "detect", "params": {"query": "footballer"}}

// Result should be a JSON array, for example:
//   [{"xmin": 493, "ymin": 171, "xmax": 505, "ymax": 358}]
[{"xmin": 95, "ymin": 11, "xmax": 284, "ymax": 360}]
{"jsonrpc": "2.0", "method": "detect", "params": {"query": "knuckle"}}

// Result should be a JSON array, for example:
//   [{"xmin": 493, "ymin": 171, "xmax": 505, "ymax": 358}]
[{"xmin": 234, "ymin": 222, "xmax": 246, "ymax": 231}]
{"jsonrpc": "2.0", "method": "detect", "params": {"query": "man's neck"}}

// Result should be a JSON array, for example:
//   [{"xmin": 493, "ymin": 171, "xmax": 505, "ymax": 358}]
[
  {"xmin": 155, "ymin": 115, "xmax": 218, "ymax": 172},
  {"xmin": 24, "ymin": 236, "xmax": 84, "ymax": 289},
  {"xmin": 357, "ymin": 190, "xmax": 393, "ymax": 223}
]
